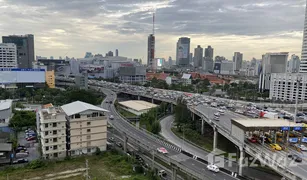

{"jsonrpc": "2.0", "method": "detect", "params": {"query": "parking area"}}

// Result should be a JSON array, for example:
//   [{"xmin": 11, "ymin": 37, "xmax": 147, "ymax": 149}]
[{"xmin": 17, "ymin": 130, "xmax": 40, "ymax": 162}]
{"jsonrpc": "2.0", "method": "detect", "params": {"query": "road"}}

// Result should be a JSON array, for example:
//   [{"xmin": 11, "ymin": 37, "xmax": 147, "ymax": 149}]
[
  {"xmin": 100, "ymin": 88, "xmax": 238, "ymax": 180},
  {"xmin": 160, "ymin": 115, "xmax": 281, "ymax": 180}
]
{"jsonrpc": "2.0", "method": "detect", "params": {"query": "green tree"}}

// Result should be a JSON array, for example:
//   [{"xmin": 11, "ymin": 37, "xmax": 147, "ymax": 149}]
[
  {"xmin": 9, "ymin": 111, "xmax": 36, "ymax": 130},
  {"xmin": 151, "ymin": 120, "xmax": 161, "ymax": 134}
]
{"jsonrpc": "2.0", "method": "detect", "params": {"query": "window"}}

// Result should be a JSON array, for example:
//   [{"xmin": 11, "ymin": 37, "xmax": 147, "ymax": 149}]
[
  {"xmin": 87, "ymin": 148, "xmax": 91, "ymax": 153},
  {"xmin": 53, "ymin": 123, "xmax": 57, "ymax": 127},
  {"xmin": 99, "ymin": 113, "xmax": 103, "ymax": 116},
  {"xmin": 75, "ymin": 114, "xmax": 81, "ymax": 119},
  {"xmin": 45, "ymin": 124, "xmax": 48, "ymax": 128},
  {"xmin": 87, "ymin": 135, "xmax": 91, "ymax": 140},
  {"xmin": 92, "ymin": 112, "xmax": 98, "ymax": 117},
  {"xmin": 87, "ymin": 122, "xmax": 91, "ymax": 126},
  {"xmin": 45, "ymin": 131, "xmax": 49, "ymax": 136},
  {"xmin": 53, "ymin": 145, "xmax": 58, "ymax": 150},
  {"xmin": 46, "ymin": 146, "xmax": 49, "ymax": 151},
  {"xmin": 87, "ymin": 114, "xmax": 91, "ymax": 118},
  {"xmin": 53, "ymin": 138, "xmax": 57, "ymax": 142},
  {"xmin": 87, "ymin": 129, "xmax": 91, "ymax": 133},
  {"xmin": 53, "ymin": 130, "xmax": 57, "ymax": 135},
  {"xmin": 45, "ymin": 139, "xmax": 49, "ymax": 143}
]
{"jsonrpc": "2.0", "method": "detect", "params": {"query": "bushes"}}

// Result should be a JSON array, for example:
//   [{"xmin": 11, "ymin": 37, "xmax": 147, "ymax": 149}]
[{"xmin": 27, "ymin": 160, "xmax": 46, "ymax": 169}]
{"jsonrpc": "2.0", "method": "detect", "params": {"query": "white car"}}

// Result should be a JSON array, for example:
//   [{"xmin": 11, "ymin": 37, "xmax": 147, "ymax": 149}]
[
  {"xmin": 214, "ymin": 112, "xmax": 220, "ymax": 117},
  {"xmin": 214, "ymin": 116, "xmax": 220, "ymax": 121},
  {"xmin": 157, "ymin": 147, "xmax": 168, "ymax": 154},
  {"xmin": 296, "ymin": 144, "xmax": 307, "ymax": 151},
  {"xmin": 109, "ymin": 115, "xmax": 114, "ymax": 120},
  {"xmin": 207, "ymin": 164, "xmax": 219, "ymax": 172},
  {"xmin": 218, "ymin": 109, "xmax": 225, "ymax": 114}
]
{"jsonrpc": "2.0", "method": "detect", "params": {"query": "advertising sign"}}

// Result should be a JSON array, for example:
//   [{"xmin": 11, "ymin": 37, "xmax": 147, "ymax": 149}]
[
  {"xmin": 178, "ymin": 44, "xmax": 189, "ymax": 59},
  {"xmin": 289, "ymin": 138, "xmax": 298, "ymax": 143},
  {"xmin": 0, "ymin": 69, "xmax": 45, "ymax": 83},
  {"xmin": 302, "ymin": 137, "xmax": 307, "ymax": 143},
  {"xmin": 281, "ymin": 127, "xmax": 289, "ymax": 131},
  {"xmin": 157, "ymin": 59, "xmax": 163, "ymax": 67},
  {"xmin": 294, "ymin": 127, "xmax": 302, "ymax": 131}
]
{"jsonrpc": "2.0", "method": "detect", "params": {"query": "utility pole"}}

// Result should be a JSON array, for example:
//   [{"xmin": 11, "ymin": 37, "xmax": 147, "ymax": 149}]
[{"xmin": 85, "ymin": 159, "xmax": 89, "ymax": 180}]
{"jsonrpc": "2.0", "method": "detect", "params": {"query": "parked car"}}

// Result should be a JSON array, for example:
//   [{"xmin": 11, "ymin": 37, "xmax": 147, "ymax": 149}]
[
  {"xmin": 116, "ymin": 142, "xmax": 122, "ymax": 148},
  {"xmin": 108, "ymin": 137, "xmax": 115, "ymax": 142},
  {"xmin": 296, "ymin": 144, "xmax": 307, "ymax": 151},
  {"xmin": 26, "ymin": 136, "xmax": 36, "ymax": 141},
  {"xmin": 207, "ymin": 164, "xmax": 219, "ymax": 172},
  {"xmin": 16, "ymin": 152, "xmax": 29, "ymax": 158},
  {"xmin": 292, "ymin": 154, "xmax": 303, "ymax": 162},
  {"xmin": 13, "ymin": 158, "xmax": 28, "ymax": 164},
  {"xmin": 248, "ymin": 137, "xmax": 257, "ymax": 143}
]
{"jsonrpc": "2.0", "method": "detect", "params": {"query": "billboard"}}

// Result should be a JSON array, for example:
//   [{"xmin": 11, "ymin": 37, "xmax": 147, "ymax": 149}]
[
  {"xmin": 178, "ymin": 44, "xmax": 189, "ymax": 59},
  {"xmin": 157, "ymin": 58, "xmax": 163, "ymax": 67},
  {"xmin": 0, "ymin": 68, "xmax": 45, "ymax": 84}
]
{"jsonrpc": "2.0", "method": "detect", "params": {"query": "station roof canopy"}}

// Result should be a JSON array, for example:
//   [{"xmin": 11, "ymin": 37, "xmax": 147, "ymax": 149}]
[
  {"xmin": 118, "ymin": 100, "xmax": 157, "ymax": 112},
  {"xmin": 231, "ymin": 118, "xmax": 304, "ymax": 131}
]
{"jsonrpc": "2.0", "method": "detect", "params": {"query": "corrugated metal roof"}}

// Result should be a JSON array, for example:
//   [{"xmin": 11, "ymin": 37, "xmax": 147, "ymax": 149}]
[
  {"xmin": 61, "ymin": 101, "xmax": 109, "ymax": 116},
  {"xmin": 118, "ymin": 100, "xmax": 157, "ymax": 111},
  {"xmin": 0, "ymin": 100, "xmax": 12, "ymax": 111}
]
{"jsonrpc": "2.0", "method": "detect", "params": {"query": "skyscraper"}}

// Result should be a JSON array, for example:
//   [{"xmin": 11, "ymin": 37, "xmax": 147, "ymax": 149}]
[
  {"xmin": 176, "ymin": 37, "xmax": 190, "ymax": 66},
  {"xmin": 300, "ymin": 2, "xmax": 307, "ymax": 73},
  {"xmin": 288, "ymin": 54, "xmax": 300, "ymax": 73},
  {"xmin": 205, "ymin": 46, "xmax": 214, "ymax": 59},
  {"xmin": 106, "ymin": 51, "xmax": 113, "ymax": 57},
  {"xmin": 2, "ymin": 34, "xmax": 34, "ymax": 68},
  {"xmin": 194, "ymin": 45, "xmax": 203, "ymax": 68},
  {"xmin": 233, "ymin": 52, "xmax": 243, "ymax": 72},
  {"xmin": 147, "ymin": 34, "xmax": 155, "ymax": 69},
  {"xmin": 115, "ymin": 49, "xmax": 119, "ymax": 57},
  {"xmin": 168, "ymin": 56, "xmax": 173, "ymax": 67}
]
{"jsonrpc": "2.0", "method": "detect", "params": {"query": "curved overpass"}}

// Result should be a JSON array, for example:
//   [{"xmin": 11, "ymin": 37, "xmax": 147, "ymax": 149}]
[{"xmin": 56, "ymin": 77, "xmax": 303, "ymax": 180}]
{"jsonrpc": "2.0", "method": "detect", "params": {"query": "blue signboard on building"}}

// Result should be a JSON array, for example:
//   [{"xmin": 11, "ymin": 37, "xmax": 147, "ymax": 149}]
[
  {"xmin": 294, "ymin": 127, "xmax": 302, "ymax": 131},
  {"xmin": 302, "ymin": 138, "xmax": 307, "ymax": 143},
  {"xmin": 0, "ymin": 68, "xmax": 45, "ymax": 71},
  {"xmin": 281, "ymin": 127, "xmax": 289, "ymax": 131},
  {"xmin": 289, "ymin": 138, "xmax": 298, "ymax": 143}
]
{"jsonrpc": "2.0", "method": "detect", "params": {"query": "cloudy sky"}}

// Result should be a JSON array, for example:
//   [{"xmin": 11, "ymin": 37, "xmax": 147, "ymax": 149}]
[{"xmin": 0, "ymin": 0, "xmax": 306, "ymax": 62}]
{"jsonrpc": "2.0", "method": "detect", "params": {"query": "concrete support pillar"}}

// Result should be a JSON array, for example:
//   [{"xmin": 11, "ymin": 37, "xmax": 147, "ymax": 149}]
[
  {"xmin": 171, "ymin": 165, "xmax": 178, "ymax": 180},
  {"xmin": 274, "ymin": 132, "xmax": 277, "ymax": 144},
  {"xmin": 201, "ymin": 119, "xmax": 204, "ymax": 135},
  {"xmin": 239, "ymin": 146, "xmax": 244, "ymax": 176},
  {"xmin": 213, "ymin": 128, "xmax": 218, "ymax": 151},
  {"xmin": 192, "ymin": 113, "xmax": 195, "ymax": 121},
  {"xmin": 170, "ymin": 104, "xmax": 174, "ymax": 113},
  {"xmin": 151, "ymin": 98, "xmax": 154, "ymax": 104},
  {"xmin": 123, "ymin": 134, "xmax": 128, "ymax": 152},
  {"xmin": 138, "ymin": 96, "xmax": 140, "ymax": 100}
]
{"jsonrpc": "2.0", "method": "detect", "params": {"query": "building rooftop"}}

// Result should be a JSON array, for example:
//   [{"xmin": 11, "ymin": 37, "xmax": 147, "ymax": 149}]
[
  {"xmin": 182, "ymin": 73, "xmax": 191, "ymax": 79},
  {"xmin": 61, "ymin": 101, "xmax": 109, "ymax": 116},
  {"xmin": 118, "ymin": 100, "xmax": 157, "ymax": 112},
  {"xmin": 0, "ymin": 100, "xmax": 13, "ymax": 111}
]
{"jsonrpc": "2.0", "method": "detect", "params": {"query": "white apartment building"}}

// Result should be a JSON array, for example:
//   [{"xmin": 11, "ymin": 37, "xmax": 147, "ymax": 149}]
[
  {"xmin": 220, "ymin": 60, "xmax": 234, "ymax": 75},
  {"xmin": 61, "ymin": 101, "xmax": 108, "ymax": 156},
  {"xmin": 270, "ymin": 73, "xmax": 307, "ymax": 101},
  {"xmin": 0, "ymin": 43, "xmax": 17, "ymax": 68},
  {"xmin": 37, "ymin": 106, "xmax": 67, "ymax": 159},
  {"xmin": 37, "ymin": 101, "xmax": 108, "ymax": 159}
]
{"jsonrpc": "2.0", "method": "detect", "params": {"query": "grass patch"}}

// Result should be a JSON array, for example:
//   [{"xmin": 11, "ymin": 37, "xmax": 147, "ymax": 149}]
[
  {"xmin": 0, "ymin": 151, "xmax": 153, "ymax": 180},
  {"xmin": 171, "ymin": 127, "xmax": 213, "ymax": 151},
  {"xmin": 117, "ymin": 107, "xmax": 137, "ymax": 118}
]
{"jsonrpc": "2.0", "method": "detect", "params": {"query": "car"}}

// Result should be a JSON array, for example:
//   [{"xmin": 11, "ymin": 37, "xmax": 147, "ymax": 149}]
[
  {"xmin": 157, "ymin": 147, "xmax": 168, "ymax": 154},
  {"xmin": 16, "ymin": 149, "xmax": 29, "ymax": 154},
  {"xmin": 214, "ymin": 112, "xmax": 220, "ymax": 117},
  {"xmin": 26, "ymin": 136, "xmax": 36, "ymax": 141},
  {"xmin": 218, "ymin": 109, "xmax": 225, "ymax": 114},
  {"xmin": 207, "ymin": 164, "xmax": 219, "ymax": 172},
  {"xmin": 292, "ymin": 154, "xmax": 303, "ymax": 162},
  {"xmin": 270, "ymin": 143, "xmax": 282, "ymax": 151},
  {"xmin": 16, "ymin": 146, "xmax": 27, "ymax": 151},
  {"xmin": 296, "ymin": 144, "xmax": 307, "ymax": 151},
  {"xmin": 13, "ymin": 158, "xmax": 28, "ymax": 164},
  {"xmin": 109, "ymin": 115, "xmax": 114, "ymax": 120},
  {"xmin": 248, "ymin": 137, "xmax": 257, "ymax": 143},
  {"xmin": 108, "ymin": 137, "xmax": 115, "ymax": 142},
  {"xmin": 116, "ymin": 142, "xmax": 122, "ymax": 148},
  {"xmin": 213, "ymin": 116, "xmax": 219, "ymax": 121}
]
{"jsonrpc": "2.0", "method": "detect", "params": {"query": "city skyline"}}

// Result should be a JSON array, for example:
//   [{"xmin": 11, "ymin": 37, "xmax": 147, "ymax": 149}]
[{"xmin": 0, "ymin": 0, "xmax": 305, "ymax": 61}]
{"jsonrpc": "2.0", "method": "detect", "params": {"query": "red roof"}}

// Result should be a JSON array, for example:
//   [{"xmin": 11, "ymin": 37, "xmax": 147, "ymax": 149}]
[{"xmin": 146, "ymin": 73, "xmax": 170, "ymax": 81}]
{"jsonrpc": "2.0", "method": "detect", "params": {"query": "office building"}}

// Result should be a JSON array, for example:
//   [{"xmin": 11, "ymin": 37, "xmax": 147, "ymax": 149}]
[
  {"xmin": 300, "ymin": 2, "xmax": 307, "ymax": 73},
  {"xmin": 38, "ymin": 101, "xmax": 108, "ymax": 159},
  {"xmin": 259, "ymin": 52, "xmax": 288, "ymax": 91},
  {"xmin": 147, "ymin": 34, "xmax": 155, "ymax": 69},
  {"xmin": 2, "ymin": 34, "xmax": 34, "ymax": 68},
  {"xmin": 176, "ymin": 37, "xmax": 190, "ymax": 66},
  {"xmin": 194, "ymin": 45, "xmax": 203, "ymax": 68},
  {"xmin": 75, "ymin": 72, "xmax": 88, "ymax": 90},
  {"xmin": 233, "ymin": 52, "xmax": 243, "ymax": 72},
  {"xmin": 220, "ymin": 60, "xmax": 234, "ymax": 75},
  {"xmin": 270, "ymin": 73, "xmax": 307, "ymax": 101},
  {"xmin": 115, "ymin": 49, "xmax": 119, "ymax": 57},
  {"xmin": 119, "ymin": 66, "xmax": 146, "ymax": 84},
  {"xmin": 45, "ymin": 70, "xmax": 55, "ymax": 88},
  {"xmin": 203, "ymin": 57, "xmax": 214, "ymax": 72},
  {"xmin": 168, "ymin": 57, "xmax": 173, "ymax": 67},
  {"xmin": 106, "ymin": 51, "xmax": 113, "ymax": 57},
  {"xmin": 215, "ymin": 56, "xmax": 226, "ymax": 62},
  {"xmin": 0, "ymin": 43, "xmax": 17, "ymax": 68},
  {"xmin": 189, "ymin": 53, "xmax": 193, "ymax": 64},
  {"xmin": 205, "ymin": 46, "xmax": 214, "ymax": 59},
  {"xmin": 288, "ymin": 54, "xmax": 300, "ymax": 73}
]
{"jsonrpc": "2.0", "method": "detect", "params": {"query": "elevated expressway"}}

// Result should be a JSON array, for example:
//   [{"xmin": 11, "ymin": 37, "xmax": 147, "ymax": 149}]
[{"xmin": 56, "ymin": 77, "xmax": 304, "ymax": 180}]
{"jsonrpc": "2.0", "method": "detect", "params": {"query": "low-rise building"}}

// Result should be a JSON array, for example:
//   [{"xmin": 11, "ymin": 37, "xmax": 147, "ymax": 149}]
[
  {"xmin": 37, "ymin": 101, "xmax": 108, "ymax": 159},
  {"xmin": 119, "ymin": 66, "xmax": 146, "ymax": 84},
  {"xmin": 0, "ymin": 100, "xmax": 13, "ymax": 125},
  {"xmin": 118, "ymin": 100, "xmax": 157, "ymax": 116},
  {"xmin": 181, "ymin": 73, "xmax": 192, "ymax": 85}
]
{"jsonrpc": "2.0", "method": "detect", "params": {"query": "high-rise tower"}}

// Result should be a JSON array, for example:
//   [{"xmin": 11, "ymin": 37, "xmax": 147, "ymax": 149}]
[{"xmin": 301, "ymin": 2, "xmax": 307, "ymax": 72}]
